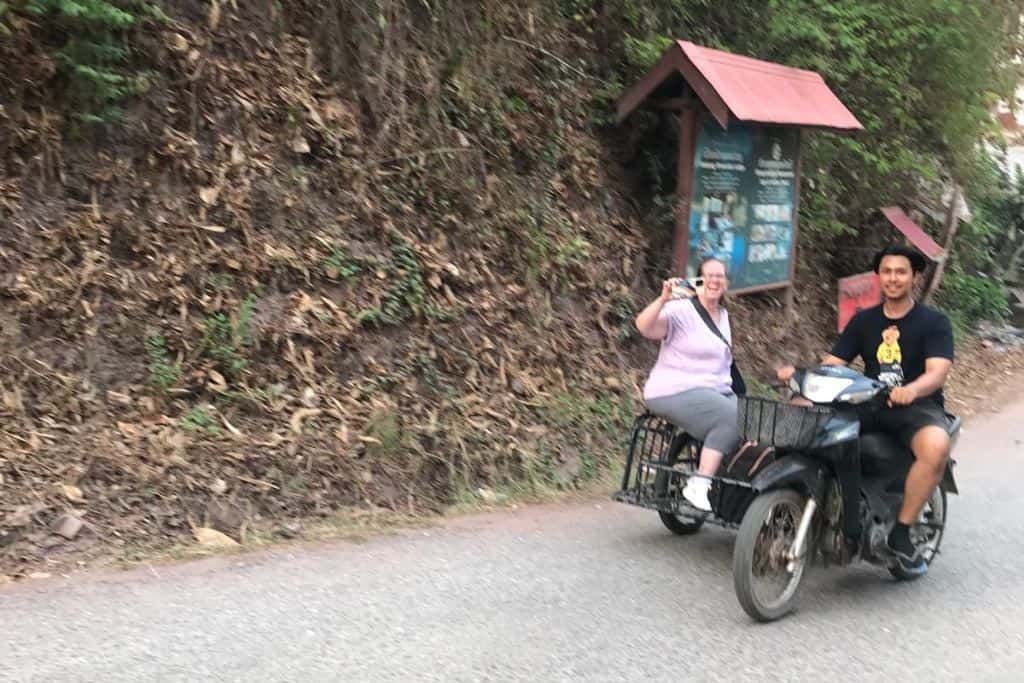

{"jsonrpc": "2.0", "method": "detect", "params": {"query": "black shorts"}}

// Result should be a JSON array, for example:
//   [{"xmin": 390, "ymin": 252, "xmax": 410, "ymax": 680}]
[{"xmin": 858, "ymin": 400, "xmax": 950, "ymax": 450}]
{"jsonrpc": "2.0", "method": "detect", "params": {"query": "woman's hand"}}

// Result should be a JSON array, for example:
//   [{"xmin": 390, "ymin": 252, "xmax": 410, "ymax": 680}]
[
  {"xmin": 776, "ymin": 365, "xmax": 796, "ymax": 383},
  {"xmin": 637, "ymin": 280, "xmax": 683, "ymax": 340},
  {"xmin": 661, "ymin": 278, "xmax": 692, "ymax": 302}
]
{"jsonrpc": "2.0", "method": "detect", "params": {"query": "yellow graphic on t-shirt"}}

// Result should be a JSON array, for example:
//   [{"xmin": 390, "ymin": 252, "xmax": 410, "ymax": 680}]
[
  {"xmin": 876, "ymin": 325, "xmax": 902, "ymax": 364},
  {"xmin": 875, "ymin": 325, "xmax": 905, "ymax": 387}
]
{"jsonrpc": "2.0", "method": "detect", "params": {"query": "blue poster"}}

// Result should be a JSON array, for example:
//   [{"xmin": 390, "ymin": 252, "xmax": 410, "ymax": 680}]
[{"xmin": 687, "ymin": 114, "xmax": 799, "ymax": 290}]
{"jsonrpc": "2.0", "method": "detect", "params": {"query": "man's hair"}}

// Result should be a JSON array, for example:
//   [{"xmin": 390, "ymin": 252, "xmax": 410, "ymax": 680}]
[{"xmin": 872, "ymin": 243, "xmax": 928, "ymax": 274}]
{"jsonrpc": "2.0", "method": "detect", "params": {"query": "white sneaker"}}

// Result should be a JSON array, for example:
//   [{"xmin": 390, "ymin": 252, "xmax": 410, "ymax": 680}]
[{"xmin": 682, "ymin": 477, "xmax": 712, "ymax": 512}]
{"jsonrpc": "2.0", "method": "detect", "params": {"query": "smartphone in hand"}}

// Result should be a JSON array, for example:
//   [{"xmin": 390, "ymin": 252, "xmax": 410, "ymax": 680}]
[{"xmin": 671, "ymin": 277, "xmax": 703, "ymax": 299}]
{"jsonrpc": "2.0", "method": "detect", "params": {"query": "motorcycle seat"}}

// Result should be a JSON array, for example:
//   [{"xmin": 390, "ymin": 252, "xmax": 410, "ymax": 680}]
[
  {"xmin": 860, "ymin": 410, "xmax": 960, "ymax": 477},
  {"xmin": 860, "ymin": 431, "xmax": 913, "ymax": 477}
]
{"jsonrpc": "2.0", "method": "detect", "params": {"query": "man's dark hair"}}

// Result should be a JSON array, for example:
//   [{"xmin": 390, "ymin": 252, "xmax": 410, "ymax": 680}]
[{"xmin": 872, "ymin": 244, "xmax": 928, "ymax": 274}]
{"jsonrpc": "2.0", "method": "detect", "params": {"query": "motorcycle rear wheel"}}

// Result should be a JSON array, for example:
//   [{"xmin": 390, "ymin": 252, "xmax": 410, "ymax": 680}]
[
  {"xmin": 889, "ymin": 487, "xmax": 947, "ymax": 581},
  {"xmin": 733, "ymin": 489, "xmax": 809, "ymax": 622}
]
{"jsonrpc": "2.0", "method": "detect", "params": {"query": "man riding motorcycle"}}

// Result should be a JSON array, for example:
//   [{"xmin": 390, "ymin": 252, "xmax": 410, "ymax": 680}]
[{"xmin": 778, "ymin": 244, "xmax": 955, "ymax": 575}]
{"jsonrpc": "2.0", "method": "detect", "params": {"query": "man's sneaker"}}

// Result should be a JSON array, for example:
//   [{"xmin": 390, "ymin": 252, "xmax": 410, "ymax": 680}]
[
  {"xmin": 843, "ymin": 535, "xmax": 861, "ymax": 563},
  {"xmin": 886, "ymin": 538, "xmax": 928, "ymax": 575},
  {"xmin": 682, "ymin": 477, "xmax": 712, "ymax": 512}
]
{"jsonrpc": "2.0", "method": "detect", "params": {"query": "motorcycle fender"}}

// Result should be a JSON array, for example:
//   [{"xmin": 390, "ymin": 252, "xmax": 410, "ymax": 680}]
[
  {"xmin": 941, "ymin": 459, "xmax": 959, "ymax": 495},
  {"xmin": 751, "ymin": 454, "xmax": 828, "ymax": 500}
]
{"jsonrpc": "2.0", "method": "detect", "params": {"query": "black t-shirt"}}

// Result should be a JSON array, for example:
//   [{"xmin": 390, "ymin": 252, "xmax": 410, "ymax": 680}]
[{"xmin": 831, "ymin": 303, "xmax": 954, "ymax": 406}]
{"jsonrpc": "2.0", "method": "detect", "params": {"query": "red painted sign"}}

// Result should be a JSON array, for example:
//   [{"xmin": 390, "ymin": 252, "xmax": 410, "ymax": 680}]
[
  {"xmin": 838, "ymin": 272, "xmax": 880, "ymax": 332},
  {"xmin": 880, "ymin": 206, "xmax": 942, "ymax": 260}
]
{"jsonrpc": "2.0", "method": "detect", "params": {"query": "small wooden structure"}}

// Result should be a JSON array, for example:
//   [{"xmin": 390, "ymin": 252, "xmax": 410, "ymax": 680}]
[{"xmin": 617, "ymin": 41, "xmax": 862, "ymax": 300}]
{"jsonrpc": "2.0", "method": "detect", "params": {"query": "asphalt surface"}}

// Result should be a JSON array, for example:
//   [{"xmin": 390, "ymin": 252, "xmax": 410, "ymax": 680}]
[{"xmin": 3, "ymin": 401, "xmax": 1024, "ymax": 682}]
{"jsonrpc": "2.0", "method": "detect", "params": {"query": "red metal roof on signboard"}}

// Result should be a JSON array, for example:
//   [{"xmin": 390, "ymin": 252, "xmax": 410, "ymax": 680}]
[
  {"xmin": 616, "ymin": 41, "xmax": 863, "ymax": 131},
  {"xmin": 678, "ymin": 41, "xmax": 862, "ymax": 129},
  {"xmin": 880, "ymin": 206, "xmax": 942, "ymax": 260}
]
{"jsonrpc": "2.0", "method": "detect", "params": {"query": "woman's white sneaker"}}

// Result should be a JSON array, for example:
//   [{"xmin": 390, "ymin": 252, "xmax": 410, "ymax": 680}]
[{"xmin": 682, "ymin": 477, "xmax": 712, "ymax": 511}]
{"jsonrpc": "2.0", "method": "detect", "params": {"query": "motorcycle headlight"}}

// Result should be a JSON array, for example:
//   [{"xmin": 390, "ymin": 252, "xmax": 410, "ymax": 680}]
[
  {"xmin": 837, "ymin": 388, "xmax": 879, "ymax": 404},
  {"xmin": 801, "ymin": 375, "xmax": 854, "ymax": 403}
]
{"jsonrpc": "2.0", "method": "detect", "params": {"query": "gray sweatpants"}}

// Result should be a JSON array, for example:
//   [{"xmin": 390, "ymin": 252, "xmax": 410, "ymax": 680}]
[{"xmin": 645, "ymin": 388, "xmax": 741, "ymax": 454}]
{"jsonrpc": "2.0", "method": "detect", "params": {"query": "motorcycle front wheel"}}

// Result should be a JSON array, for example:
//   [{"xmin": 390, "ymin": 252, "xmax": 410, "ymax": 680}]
[{"xmin": 733, "ymin": 489, "xmax": 809, "ymax": 622}]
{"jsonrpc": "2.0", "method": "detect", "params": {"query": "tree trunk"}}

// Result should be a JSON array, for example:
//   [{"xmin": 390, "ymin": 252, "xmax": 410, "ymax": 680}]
[{"xmin": 924, "ymin": 184, "xmax": 962, "ymax": 303}]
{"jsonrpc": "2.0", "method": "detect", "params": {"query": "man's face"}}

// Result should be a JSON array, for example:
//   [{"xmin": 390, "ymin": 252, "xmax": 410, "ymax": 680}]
[{"xmin": 878, "ymin": 255, "xmax": 914, "ymax": 300}]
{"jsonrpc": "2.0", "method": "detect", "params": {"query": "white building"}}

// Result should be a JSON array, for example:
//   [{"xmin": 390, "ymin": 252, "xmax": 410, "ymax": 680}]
[{"xmin": 994, "ymin": 83, "xmax": 1024, "ymax": 175}]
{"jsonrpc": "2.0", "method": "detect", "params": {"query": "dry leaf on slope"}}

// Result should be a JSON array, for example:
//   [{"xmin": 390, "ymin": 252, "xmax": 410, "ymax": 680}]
[
  {"xmin": 207, "ymin": 370, "xmax": 228, "ymax": 393},
  {"xmin": 59, "ymin": 484, "xmax": 84, "ymax": 502},
  {"xmin": 199, "ymin": 186, "xmax": 220, "ymax": 206},
  {"xmin": 290, "ymin": 408, "xmax": 322, "ymax": 434},
  {"xmin": 207, "ymin": 0, "xmax": 221, "ymax": 31},
  {"xmin": 193, "ymin": 527, "xmax": 239, "ymax": 548}
]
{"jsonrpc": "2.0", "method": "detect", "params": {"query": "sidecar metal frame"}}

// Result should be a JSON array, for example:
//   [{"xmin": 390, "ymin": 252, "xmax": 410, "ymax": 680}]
[{"xmin": 612, "ymin": 412, "xmax": 754, "ymax": 529}]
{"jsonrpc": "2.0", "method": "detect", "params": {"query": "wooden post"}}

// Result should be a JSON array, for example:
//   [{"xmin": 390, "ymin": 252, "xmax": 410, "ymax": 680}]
[
  {"xmin": 672, "ymin": 107, "xmax": 699, "ymax": 276},
  {"xmin": 784, "ymin": 129, "xmax": 805, "ymax": 323},
  {"xmin": 924, "ymin": 184, "xmax": 961, "ymax": 303}
]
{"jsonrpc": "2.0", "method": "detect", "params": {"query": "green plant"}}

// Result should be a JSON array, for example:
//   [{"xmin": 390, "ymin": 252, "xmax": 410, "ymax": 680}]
[
  {"xmin": 238, "ymin": 293, "xmax": 257, "ymax": 342},
  {"xmin": 746, "ymin": 377, "xmax": 781, "ymax": 400},
  {"xmin": 503, "ymin": 95, "xmax": 530, "ymax": 114},
  {"xmin": 354, "ymin": 307, "xmax": 387, "ymax": 326},
  {"xmin": 200, "ymin": 294, "xmax": 258, "ymax": 374},
  {"xmin": 622, "ymin": 34, "xmax": 673, "ymax": 70},
  {"xmin": 609, "ymin": 293, "xmax": 638, "ymax": 343},
  {"xmin": 587, "ymin": 76, "xmax": 625, "ymax": 126},
  {"xmin": 513, "ymin": 202, "xmax": 592, "ymax": 286},
  {"xmin": 410, "ymin": 353, "xmax": 444, "ymax": 395},
  {"xmin": 22, "ymin": 0, "xmax": 160, "ymax": 123},
  {"xmin": 363, "ymin": 409, "xmax": 403, "ymax": 456},
  {"xmin": 383, "ymin": 241, "xmax": 426, "ymax": 320},
  {"xmin": 936, "ymin": 271, "xmax": 1009, "ymax": 327},
  {"xmin": 205, "ymin": 273, "xmax": 236, "ymax": 291},
  {"xmin": 356, "ymin": 241, "xmax": 428, "ymax": 327},
  {"xmin": 322, "ymin": 245, "xmax": 362, "ymax": 280},
  {"xmin": 0, "ymin": 3, "xmax": 11, "ymax": 36},
  {"xmin": 525, "ymin": 386, "xmax": 630, "ymax": 489},
  {"xmin": 180, "ymin": 405, "xmax": 220, "ymax": 434},
  {"xmin": 542, "ymin": 388, "xmax": 634, "ymax": 450},
  {"xmin": 201, "ymin": 313, "xmax": 238, "ymax": 366},
  {"xmin": 424, "ymin": 302, "xmax": 465, "ymax": 323},
  {"xmin": 145, "ymin": 334, "xmax": 181, "ymax": 390}
]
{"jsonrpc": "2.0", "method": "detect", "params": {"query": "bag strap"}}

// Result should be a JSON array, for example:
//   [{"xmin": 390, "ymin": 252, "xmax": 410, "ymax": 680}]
[{"xmin": 690, "ymin": 297, "xmax": 731, "ymax": 350}]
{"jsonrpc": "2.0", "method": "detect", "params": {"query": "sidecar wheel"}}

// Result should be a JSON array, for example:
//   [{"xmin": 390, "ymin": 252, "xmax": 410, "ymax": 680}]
[
  {"xmin": 654, "ymin": 435, "xmax": 703, "ymax": 536},
  {"xmin": 658, "ymin": 510, "xmax": 705, "ymax": 535}
]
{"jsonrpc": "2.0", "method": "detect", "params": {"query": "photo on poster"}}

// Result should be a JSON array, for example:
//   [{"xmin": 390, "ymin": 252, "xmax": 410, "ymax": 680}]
[{"xmin": 687, "ymin": 115, "xmax": 799, "ymax": 289}]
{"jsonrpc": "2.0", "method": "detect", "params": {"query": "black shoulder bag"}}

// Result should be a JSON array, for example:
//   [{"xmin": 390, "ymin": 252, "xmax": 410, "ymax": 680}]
[{"xmin": 690, "ymin": 297, "xmax": 747, "ymax": 397}]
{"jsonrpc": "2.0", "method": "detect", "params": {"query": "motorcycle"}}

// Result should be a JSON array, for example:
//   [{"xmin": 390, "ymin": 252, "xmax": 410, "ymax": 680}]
[{"xmin": 613, "ymin": 364, "xmax": 960, "ymax": 622}]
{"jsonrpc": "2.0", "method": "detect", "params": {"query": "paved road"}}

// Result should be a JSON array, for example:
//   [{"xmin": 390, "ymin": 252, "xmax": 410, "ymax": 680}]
[{"xmin": 3, "ymin": 402, "xmax": 1024, "ymax": 682}]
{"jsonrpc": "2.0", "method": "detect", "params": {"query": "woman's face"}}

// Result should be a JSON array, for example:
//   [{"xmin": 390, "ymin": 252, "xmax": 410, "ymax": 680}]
[{"xmin": 700, "ymin": 260, "xmax": 728, "ymax": 302}]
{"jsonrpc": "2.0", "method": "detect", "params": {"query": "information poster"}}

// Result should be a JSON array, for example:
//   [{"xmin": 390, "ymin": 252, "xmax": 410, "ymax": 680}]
[{"xmin": 686, "ymin": 114, "xmax": 800, "ymax": 289}]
